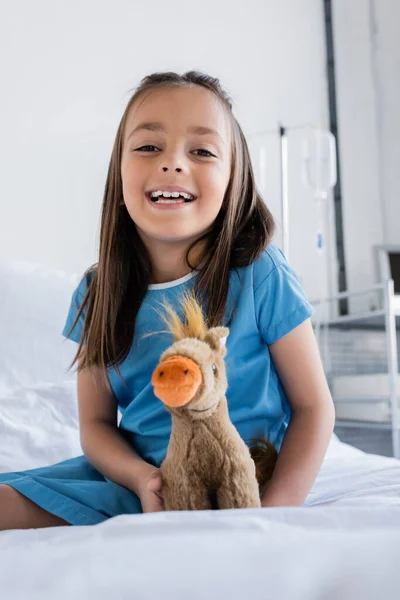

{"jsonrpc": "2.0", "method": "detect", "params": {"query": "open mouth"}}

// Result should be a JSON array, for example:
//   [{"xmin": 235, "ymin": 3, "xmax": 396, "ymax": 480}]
[{"xmin": 146, "ymin": 192, "xmax": 196, "ymax": 204}]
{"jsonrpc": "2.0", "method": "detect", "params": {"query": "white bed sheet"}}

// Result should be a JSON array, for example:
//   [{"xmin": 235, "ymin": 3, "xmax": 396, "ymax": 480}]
[{"xmin": 1, "ymin": 378, "xmax": 400, "ymax": 600}]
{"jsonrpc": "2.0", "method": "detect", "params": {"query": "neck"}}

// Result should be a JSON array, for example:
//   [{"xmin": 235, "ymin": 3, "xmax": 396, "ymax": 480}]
[
  {"xmin": 135, "ymin": 227, "xmax": 209, "ymax": 284},
  {"xmin": 171, "ymin": 395, "xmax": 230, "ymax": 429},
  {"xmin": 166, "ymin": 396, "xmax": 237, "ymax": 460}
]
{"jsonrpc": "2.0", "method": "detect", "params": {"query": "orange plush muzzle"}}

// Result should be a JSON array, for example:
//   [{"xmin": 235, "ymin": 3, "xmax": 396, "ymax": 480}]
[{"xmin": 151, "ymin": 355, "xmax": 202, "ymax": 407}]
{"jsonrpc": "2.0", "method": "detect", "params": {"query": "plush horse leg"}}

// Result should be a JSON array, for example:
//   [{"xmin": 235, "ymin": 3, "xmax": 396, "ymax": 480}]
[
  {"xmin": 217, "ymin": 468, "xmax": 261, "ymax": 509},
  {"xmin": 163, "ymin": 478, "xmax": 213, "ymax": 512},
  {"xmin": 188, "ymin": 485, "xmax": 214, "ymax": 511}
]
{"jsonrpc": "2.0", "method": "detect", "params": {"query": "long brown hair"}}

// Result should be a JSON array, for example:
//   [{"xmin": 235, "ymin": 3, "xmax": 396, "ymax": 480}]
[{"xmin": 65, "ymin": 70, "xmax": 275, "ymax": 387}]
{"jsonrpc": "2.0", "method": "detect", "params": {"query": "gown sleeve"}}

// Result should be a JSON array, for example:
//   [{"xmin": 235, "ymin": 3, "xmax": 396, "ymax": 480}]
[
  {"xmin": 254, "ymin": 247, "xmax": 315, "ymax": 345},
  {"xmin": 62, "ymin": 271, "xmax": 93, "ymax": 344}
]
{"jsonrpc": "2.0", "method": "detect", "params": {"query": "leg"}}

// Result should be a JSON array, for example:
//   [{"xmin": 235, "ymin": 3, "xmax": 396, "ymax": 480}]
[{"xmin": 0, "ymin": 484, "xmax": 70, "ymax": 531}]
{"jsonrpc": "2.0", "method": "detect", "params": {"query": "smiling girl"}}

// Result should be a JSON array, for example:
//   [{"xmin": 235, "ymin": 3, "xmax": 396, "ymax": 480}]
[{"xmin": 0, "ymin": 71, "xmax": 334, "ymax": 529}]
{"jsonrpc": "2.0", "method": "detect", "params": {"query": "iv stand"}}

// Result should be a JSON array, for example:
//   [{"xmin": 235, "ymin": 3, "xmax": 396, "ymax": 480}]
[{"xmin": 279, "ymin": 123, "xmax": 290, "ymax": 261}]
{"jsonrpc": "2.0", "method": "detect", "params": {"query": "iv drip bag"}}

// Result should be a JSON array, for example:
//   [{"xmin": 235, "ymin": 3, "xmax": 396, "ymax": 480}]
[{"xmin": 302, "ymin": 129, "xmax": 337, "ymax": 196}]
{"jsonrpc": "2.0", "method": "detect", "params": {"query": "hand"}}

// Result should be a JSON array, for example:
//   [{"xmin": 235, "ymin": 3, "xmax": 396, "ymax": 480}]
[{"xmin": 138, "ymin": 468, "xmax": 165, "ymax": 513}]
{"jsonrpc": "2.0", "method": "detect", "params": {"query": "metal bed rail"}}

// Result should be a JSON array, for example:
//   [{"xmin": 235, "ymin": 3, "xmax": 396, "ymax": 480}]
[{"xmin": 310, "ymin": 280, "xmax": 400, "ymax": 458}]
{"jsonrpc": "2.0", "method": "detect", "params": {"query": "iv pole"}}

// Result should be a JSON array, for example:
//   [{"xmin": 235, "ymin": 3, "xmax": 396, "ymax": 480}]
[
  {"xmin": 279, "ymin": 123, "xmax": 290, "ymax": 261},
  {"xmin": 249, "ymin": 122, "xmax": 336, "ymax": 276}
]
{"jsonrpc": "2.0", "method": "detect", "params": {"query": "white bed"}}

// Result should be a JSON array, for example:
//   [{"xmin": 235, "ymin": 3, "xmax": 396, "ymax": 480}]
[{"xmin": 1, "ymin": 259, "xmax": 400, "ymax": 600}]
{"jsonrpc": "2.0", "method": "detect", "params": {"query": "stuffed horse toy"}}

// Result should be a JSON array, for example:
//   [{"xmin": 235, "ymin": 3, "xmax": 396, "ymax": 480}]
[{"xmin": 151, "ymin": 291, "xmax": 278, "ymax": 511}]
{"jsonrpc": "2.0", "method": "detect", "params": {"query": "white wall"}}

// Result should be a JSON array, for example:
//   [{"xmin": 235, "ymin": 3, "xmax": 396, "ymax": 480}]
[
  {"xmin": 0, "ymin": 0, "xmax": 331, "ymax": 302},
  {"xmin": 370, "ymin": 0, "xmax": 400, "ymax": 245},
  {"xmin": 333, "ymin": 0, "xmax": 400, "ymax": 309}
]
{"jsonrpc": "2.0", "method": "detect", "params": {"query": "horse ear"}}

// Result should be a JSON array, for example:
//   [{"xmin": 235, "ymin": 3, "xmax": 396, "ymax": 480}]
[{"xmin": 205, "ymin": 327, "xmax": 229, "ymax": 353}]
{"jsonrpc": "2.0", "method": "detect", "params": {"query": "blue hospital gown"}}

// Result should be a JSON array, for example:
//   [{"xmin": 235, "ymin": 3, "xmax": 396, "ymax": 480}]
[{"xmin": 0, "ymin": 244, "xmax": 314, "ymax": 525}]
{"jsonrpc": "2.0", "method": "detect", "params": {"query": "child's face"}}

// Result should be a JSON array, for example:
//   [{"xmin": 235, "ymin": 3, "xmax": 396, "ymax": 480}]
[{"xmin": 120, "ymin": 86, "xmax": 231, "ymax": 248}]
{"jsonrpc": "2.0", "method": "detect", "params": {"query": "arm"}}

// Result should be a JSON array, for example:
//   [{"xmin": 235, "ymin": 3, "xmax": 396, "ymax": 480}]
[
  {"xmin": 77, "ymin": 362, "xmax": 158, "ymax": 499},
  {"xmin": 261, "ymin": 319, "xmax": 335, "ymax": 507}
]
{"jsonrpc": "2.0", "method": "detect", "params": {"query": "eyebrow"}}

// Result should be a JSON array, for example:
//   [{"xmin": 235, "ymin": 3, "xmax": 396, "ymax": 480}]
[{"xmin": 127, "ymin": 121, "xmax": 225, "ymax": 145}]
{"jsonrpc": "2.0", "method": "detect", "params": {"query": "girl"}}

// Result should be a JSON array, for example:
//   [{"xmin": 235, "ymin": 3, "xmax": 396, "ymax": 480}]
[{"xmin": 0, "ymin": 70, "xmax": 335, "ymax": 529}]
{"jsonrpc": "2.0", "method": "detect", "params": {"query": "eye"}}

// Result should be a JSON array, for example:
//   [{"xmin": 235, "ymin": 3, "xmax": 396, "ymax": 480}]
[
  {"xmin": 211, "ymin": 363, "xmax": 216, "ymax": 374},
  {"xmin": 134, "ymin": 146, "xmax": 215, "ymax": 157},
  {"xmin": 193, "ymin": 149, "xmax": 215, "ymax": 157},
  {"xmin": 135, "ymin": 145, "xmax": 159, "ymax": 152}
]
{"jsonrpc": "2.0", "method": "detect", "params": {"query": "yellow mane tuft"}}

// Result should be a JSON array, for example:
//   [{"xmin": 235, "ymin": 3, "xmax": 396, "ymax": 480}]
[{"xmin": 155, "ymin": 290, "xmax": 209, "ymax": 341}]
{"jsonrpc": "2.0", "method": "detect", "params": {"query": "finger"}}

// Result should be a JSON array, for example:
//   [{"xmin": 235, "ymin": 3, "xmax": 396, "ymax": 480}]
[
  {"xmin": 147, "ymin": 506, "xmax": 163, "ymax": 513},
  {"xmin": 154, "ymin": 490, "xmax": 165, "ymax": 505},
  {"xmin": 145, "ymin": 495, "xmax": 164, "ymax": 513},
  {"xmin": 147, "ymin": 474, "xmax": 163, "ymax": 493},
  {"xmin": 150, "ymin": 485, "xmax": 165, "ymax": 507},
  {"xmin": 151, "ymin": 499, "xmax": 164, "ymax": 512},
  {"xmin": 142, "ymin": 503, "xmax": 162, "ymax": 514}
]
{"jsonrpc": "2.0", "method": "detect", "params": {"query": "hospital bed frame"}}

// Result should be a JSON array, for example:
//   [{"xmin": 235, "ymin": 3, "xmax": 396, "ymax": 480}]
[{"xmin": 311, "ymin": 279, "xmax": 400, "ymax": 458}]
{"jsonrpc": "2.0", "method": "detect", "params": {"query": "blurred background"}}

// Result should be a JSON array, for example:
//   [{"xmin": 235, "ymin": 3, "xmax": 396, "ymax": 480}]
[{"xmin": 1, "ymin": 0, "xmax": 399, "ymax": 456}]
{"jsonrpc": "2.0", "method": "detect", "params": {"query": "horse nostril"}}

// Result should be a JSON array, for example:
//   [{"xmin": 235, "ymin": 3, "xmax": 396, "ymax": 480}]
[
  {"xmin": 184, "ymin": 369, "xmax": 188, "ymax": 375},
  {"xmin": 159, "ymin": 371, "xmax": 164, "ymax": 377}
]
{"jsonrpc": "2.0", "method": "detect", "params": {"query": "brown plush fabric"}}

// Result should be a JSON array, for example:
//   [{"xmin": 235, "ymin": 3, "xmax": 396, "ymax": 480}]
[{"xmin": 151, "ymin": 291, "xmax": 276, "ymax": 511}]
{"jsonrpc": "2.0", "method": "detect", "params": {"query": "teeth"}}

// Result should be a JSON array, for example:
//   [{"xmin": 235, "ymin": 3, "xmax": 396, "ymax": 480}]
[
  {"xmin": 157, "ymin": 199, "xmax": 184, "ymax": 204},
  {"xmin": 149, "ymin": 190, "xmax": 194, "ymax": 200}
]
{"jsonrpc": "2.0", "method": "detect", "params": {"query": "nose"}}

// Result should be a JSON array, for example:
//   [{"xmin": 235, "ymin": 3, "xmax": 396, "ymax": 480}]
[
  {"xmin": 162, "ymin": 166, "xmax": 182, "ymax": 172},
  {"xmin": 151, "ymin": 355, "xmax": 202, "ymax": 407},
  {"xmin": 160, "ymin": 147, "xmax": 184, "ymax": 173}
]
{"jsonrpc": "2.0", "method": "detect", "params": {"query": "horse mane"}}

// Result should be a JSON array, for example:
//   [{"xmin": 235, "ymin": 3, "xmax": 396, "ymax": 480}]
[{"xmin": 155, "ymin": 291, "xmax": 209, "ymax": 342}]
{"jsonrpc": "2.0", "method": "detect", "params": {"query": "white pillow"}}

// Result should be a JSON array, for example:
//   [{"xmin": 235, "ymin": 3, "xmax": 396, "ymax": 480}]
[
  {"xmin": 0, "ymin": 259, "xmax": 80, "ymax": 388},
  {"xmin": 0, "ymin": 379, "xmax": 81, "ymax": 472}
]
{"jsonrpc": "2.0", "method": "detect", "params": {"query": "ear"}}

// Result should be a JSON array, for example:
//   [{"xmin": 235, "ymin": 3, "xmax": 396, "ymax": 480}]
[{"xmin": 205, "ymin": 326, "xmax": 230, "ymax": 354}]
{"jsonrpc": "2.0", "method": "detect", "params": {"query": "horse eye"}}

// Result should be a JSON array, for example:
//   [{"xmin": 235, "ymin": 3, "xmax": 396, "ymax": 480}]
[{"xmin": 211, "ymin": 363, "xmax": 216, "ymax": 373}]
